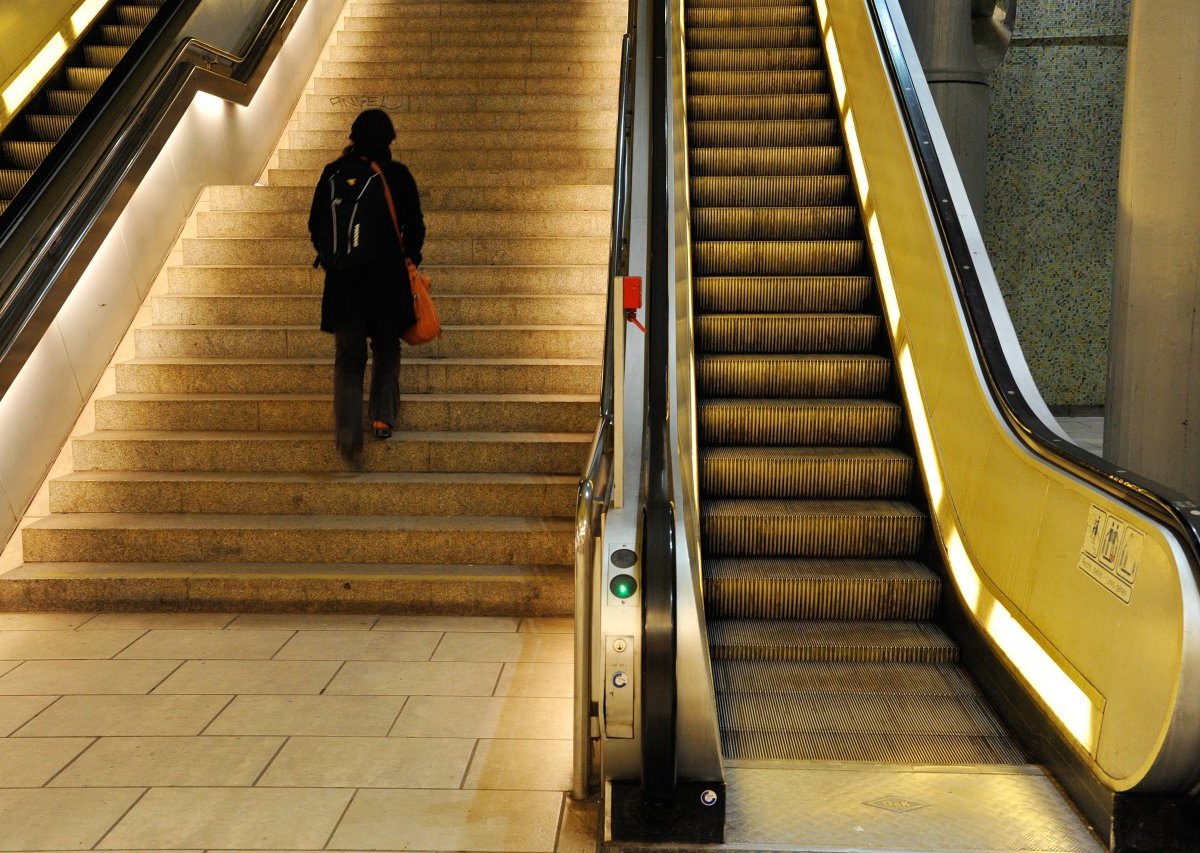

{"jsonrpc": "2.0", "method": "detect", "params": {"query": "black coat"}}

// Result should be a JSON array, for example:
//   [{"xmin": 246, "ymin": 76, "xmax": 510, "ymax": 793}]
[{"xmin": 308, "ymin": 155, "xmax": 426, "ymax": 335}]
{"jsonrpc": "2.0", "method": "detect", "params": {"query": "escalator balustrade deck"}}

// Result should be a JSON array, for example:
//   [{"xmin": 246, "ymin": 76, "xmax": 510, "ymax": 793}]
[{"xmin": 686, "ymin": 0, "xmax": 1024, "ymax": 767}]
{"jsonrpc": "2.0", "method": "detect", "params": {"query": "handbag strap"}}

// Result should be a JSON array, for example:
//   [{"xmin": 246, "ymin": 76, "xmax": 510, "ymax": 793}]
[{"xmin": 367, "ymin": 159, "xmax": 406, "ymax": 256}]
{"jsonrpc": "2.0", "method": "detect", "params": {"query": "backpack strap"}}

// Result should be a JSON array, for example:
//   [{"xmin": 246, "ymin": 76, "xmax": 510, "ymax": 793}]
[{"xmin": 368, "ymin": 160, "xmax": 406, "ymax": 257}]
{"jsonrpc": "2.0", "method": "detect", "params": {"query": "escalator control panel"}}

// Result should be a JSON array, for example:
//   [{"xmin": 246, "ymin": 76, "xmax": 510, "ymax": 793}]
[
  {"xmin": 607, "ymin": 546, "xmax": 640, "ymax": 606},
  {"xmin": 604, "ymin": 634, "xmax": 635, "ymax": 738}
]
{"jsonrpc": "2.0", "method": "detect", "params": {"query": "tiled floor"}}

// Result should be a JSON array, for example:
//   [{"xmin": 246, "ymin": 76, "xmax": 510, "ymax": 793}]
[
  {"xmin": 0, "ymin": 613, "xmax": 596, "ymax": 852},
  {"xmin": 1055, "ymin": 415, "xmax": 1104, "ymax": 457}
]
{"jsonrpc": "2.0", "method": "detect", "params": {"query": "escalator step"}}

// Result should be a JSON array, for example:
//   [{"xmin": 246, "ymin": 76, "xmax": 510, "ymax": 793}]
[
  {"xmin": 708, "ymin": 618, "xmax": 955, "ymax": 662},
  {"xmin": 695, "ymin": 275, "xmax": 873, "ymax": 313},
  {"xmin": 690, "ymin": 146, "xmax": 844, "ymax": 177},
  {"xmin": 116, "ymin": 4, "xmax": 157, "ymax": 26},
  {"xmin": 67, "ymin": 67, "xmax": 111, "ymax": 91},
  {"xmin": 83, "ymin": 45, "xmax": 129, "ymax": 68},
  {"xmin": 1, "ymin": 142, "xmax": 52, "ymax": 171},
  {"xmin": 698, "ymin": 353, "xmax": 888, "ymax": 395},
  {"xmin": 47, "ymin": 90, "xmax": 92, "ymax": 114},
  {"xmin": 687, "ymin": 6, "xmax": 815, "ymax": 27},
  {"xmin": 702, "ymin": 498, "xmax": 924, "ymax": 557},
  {"xmin": 712, "ymin": 660, "xmax": 973, "ymax": 695},
  {"xmin": 694, "ymin": 239, "xmax": 866, "ymax": 276},
  {"xmin": 697, "ymin": 315, "xmax": 879, "ymax": 354},
  {"xmin": 687, "ymin": 69, "xmax": 828, "ymax": 96},
  {"xmin": 699, "ymin": 447, "xmax": 913, "ymax": 500},
  {"xmin": 693, "ymin": 206, "xmax": 858, "ymax": 240},
  {"xmin": 688, "ymin": 93, "xmax": 832, "ymax": 120},
  {"xmin": 721, "ymin": 730, "xmax": 1025, "ymax": 764},
  {"xmin": 0, "ymin": 201, "xmax": 8, "ymax": 215},
  {"xmin": 687, "ymin": 25, "xmax": 820, "ymax": 50},
  {"xmin": 0, "ymin": 170, "xmax": 33, "ymax": 199},
  {"xmin": 699, "ymin": 397, "xmax": 901, "ymax": 445},
  {"xmin": 687, "ymin": 47, "xmax": 823, "ymax": 72},
  {"xmin": 706, "ymin": 556, "xmax": 935, "ymax": 618},
  {"xmin": 689, "ymin": 120, "xmax": 841, "ymax": 150},
  {"xmin": 101, "ymin": 25, "xmax": 141, "ymax": 45},
  {"xmin": 25, "ymin": 115, "xmax": 74, "ymax": 142}
]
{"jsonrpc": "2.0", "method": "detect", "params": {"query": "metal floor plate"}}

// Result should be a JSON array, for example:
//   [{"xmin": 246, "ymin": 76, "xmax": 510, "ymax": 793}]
[{"xmin": 723, "ymin": 761, "xmax": 1104, "ymax": 852}]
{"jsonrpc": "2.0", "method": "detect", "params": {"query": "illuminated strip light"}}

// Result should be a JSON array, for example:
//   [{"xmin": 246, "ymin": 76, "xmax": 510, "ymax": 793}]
[
  {"xmin": 2, "ymin": 34, "xmax": 68, "ymax": 116},
  {"xmin": 819, "ymin": 0, "xmax": 1099, "ymax": 755},
  {"xmin": 71, "ymin": 0, "xmax": 109, "ymax": 36}
]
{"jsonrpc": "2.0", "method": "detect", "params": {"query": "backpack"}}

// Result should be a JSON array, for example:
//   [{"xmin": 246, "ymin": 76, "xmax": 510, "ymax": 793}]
[{"xmin": 313, "ymin": 158, "xmax": 395, "ymax": 271}]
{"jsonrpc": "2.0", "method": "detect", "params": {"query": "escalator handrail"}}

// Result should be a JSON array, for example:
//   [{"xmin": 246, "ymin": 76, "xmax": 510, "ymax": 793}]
[
  {"xmin": 865, "ymin": 0, "xmax": 1200, "ymax": 576},
  {"xmin": 0, "ymin": 0, "xmax": 307, "ymax": 400}
]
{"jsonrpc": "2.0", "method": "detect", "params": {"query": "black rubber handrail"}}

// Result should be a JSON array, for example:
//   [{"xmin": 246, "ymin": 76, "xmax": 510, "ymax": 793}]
[
  {"xmin": 640, "ymin": 0, "xmax": 678, "ymax": 804},
  {"xmin": 866, "ymin": 0, "xmax": 1200, "ymax": 579},
  {"xmin": 0, "ymin": 0, "xmax": 306, "ymax": 399}
]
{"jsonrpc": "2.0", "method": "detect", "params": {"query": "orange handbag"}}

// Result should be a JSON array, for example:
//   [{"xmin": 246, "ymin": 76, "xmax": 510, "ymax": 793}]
[{"xmin": 372, "ymin": 161, "xmax": 441, "ymax": 345}]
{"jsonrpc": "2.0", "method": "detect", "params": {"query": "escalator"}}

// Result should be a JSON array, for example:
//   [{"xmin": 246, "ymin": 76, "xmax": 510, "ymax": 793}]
[{"xmin": 0, "ymin": 0, "xmax": 167, "ymax": 214}]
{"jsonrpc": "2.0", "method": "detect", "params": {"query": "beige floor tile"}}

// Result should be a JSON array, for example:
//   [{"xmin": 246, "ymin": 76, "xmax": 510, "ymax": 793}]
[
  {"xmin": 393, "ymin": 696, "xmax": 572, "ymax": 739},
  {"xmin": 205, "ymin": 694, "xmax": 405, "ymax": 736},
  {"xmin": 13, "ymin": 694, "xmax": 231, "ymax": 737},
  {"xmin": 557, "ymin": 795, "xmax": 599, "ymax": 853},
  {"xmin": 0, "ymin": 613, "xmax": 95, "ymax": 630},
  {"xmin": 259, "ymin": 735, "xmax": 474, "ymax": 788},
  {"xmin": 153, "ymin": 660, "xmax": 340, "ymax": 694},
  {"xmin": 117, "ymin": 629, "xmax": 293, "ymax": 660},
  {"xmin": 0, "ymin": 630, "xmax": 145, "ymax": 660},
  {"xmin": 494, "ymin": 662, "xmax": 573, "ymax": 697},
  {"xmin": 0, "ymin": 661, "xmax": 16, "ymax": 678},
  {"xmin": 99, "ymin": 787, "xmax": 353, "ymax": 850},
  {"xmin": 520, "ymin": 617, "xmax": 575, "ymax": 634},
  {"xmin": 229, "ymin": 613, "xmax": 379, "ymax": 630},
  {"xmin": 0, "ymin": 788, "xmax": 143, "ymax": 851},
  {"xmin": 80, "ymin": 613, "xmax": 236, "ymax": 630},
  {"xmin": 275, "ymin": 630, "xmax": 441, "ymax": 661},
  {"xmin": 325, "ymin": 661, "xmax": 500, "ymax": 696},
  {"xmin": 0, "ymin": 695, "xmax": 56, "ymax": 736},
  {"xmin": 374, "ymin": 615, "xmax": 520, "ymax": 633},
  {"xmin": 50, "ymin": 736, "xmax": 284, "ymax": 787},
  {"xmin": 434, "ymin": 632, "xmax": 574, "ymax": 663},
  {"xmin": 0, "ymin": 737, "xmax": 94, "ymax": 787},
  {"xmin": 464, "ymin": 738, "xmax": 572, "ymax": 791},
  {"xmin": 0, "ymin": 660, "xmax": 182, "ymax": 695},
  {"xmin": 330, "ymin": 788, "xmax": 563, "ymax": 852}
]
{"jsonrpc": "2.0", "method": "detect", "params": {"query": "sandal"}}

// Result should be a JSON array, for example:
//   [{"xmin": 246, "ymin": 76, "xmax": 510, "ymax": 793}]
[{"xmin": 372, "ymin": 420, "xmax": 393, "ymax": 439}]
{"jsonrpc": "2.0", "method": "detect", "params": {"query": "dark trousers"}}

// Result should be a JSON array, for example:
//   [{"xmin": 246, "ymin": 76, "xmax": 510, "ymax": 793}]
[{"xmin": 333, "ymin": 322, "xmax": 400, "ymax": 453}]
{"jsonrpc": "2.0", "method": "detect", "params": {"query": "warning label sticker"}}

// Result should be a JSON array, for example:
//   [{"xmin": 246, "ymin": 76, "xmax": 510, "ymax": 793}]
[{"xmin": 1079, "ymin": 505, "xmax": 1142, "ymax": 603}]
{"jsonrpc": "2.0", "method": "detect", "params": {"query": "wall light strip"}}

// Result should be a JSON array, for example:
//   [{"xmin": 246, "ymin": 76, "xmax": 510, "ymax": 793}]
[
  {"xmin": 71, "ymin": 0, "xmax": 110, "ymax": 36},
  {"xmin": 2, "ymin": 33, "xmax": 68, "ymax": 116}
]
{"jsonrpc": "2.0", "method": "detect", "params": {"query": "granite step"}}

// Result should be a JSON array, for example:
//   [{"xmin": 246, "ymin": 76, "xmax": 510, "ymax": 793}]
[
  {"xmin": 324, "ymin": 45, "xmax": 620, "ymax": 65},
  {"xmin": 277, "ymin": 146, "xmax": 613, "ymax": 171},
  {"xmin": 288, "ymin": 127, "xmax": 615, "ymax": 151},
  {"xmin": 311, "ymin": 76, "xmax": 615, "ymax": 98},
  {"xmin": 340, "ymin": 14, "xmax": 625, "ymax": 32},
  {"xmin": 208, "ymin": 184, "xmax": 612, "ymax": 213},
  {"xmin": 299, "ymin": 91, "xmax": 618, "ymax": 114},
  {"xmin": 335, "ymin": 29, "xmax": 620, "ymax": 47},
  {"xmin": 195, "ymin": 209, "xmax": 611, "ymax": 239},
  {"xmin": 268, "ymin": 166, "xmax": 613, "ymax": 188},
  {"xmin": 317, "ymin": 60, "xmax": 620, "ymax": 80},
  {"xmin": 181, "ymin": 236, "xmax": 610, "ymax": 266},
  {"xmin": 299, "ymin": 98, "xmax": 616, "ymax": 125}
]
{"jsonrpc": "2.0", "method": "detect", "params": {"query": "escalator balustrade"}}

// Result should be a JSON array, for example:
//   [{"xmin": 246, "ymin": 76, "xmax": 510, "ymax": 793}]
[{"xmin": 687, "ymin": 0, "xmax": 1024, "ymax": 765}]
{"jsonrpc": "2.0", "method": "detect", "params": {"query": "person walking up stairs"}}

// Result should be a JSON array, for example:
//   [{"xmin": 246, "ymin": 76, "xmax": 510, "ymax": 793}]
[{"xmin": 2, "ymin": 0, "xmax": 625, "ymax": 613}]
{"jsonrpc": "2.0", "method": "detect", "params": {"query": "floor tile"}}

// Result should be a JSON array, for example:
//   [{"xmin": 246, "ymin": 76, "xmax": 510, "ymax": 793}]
[
  {"xmin": 494, "ymin": 662, "xmax": 573, "ymax": 697},
  {"xmin": 205, "ymin": 694, "xmax": 406, "ymax": 736},
  {"xmin": 99, "ymin": 787, "xmax": 353, "ymax": 850},
  {"xmin": 0, "ymin": 788, "xmax": 143, "ymax": 851},
  {"xmin": 0, "ymin": 737, "xmax": 94, "ymax": 787},
  {"xmin": 374, "ymin": 615, "xmax": 520, "ymax": 633},
  {"xmin": 520, "ymin": 617, "xmax": 574, "ymax": 634},
  {"xmin": 50, "ymin": 736, "xmax": 284, "ymax": 787},
  {"xmin": 0, "ymin": 613, "xmax": 95, "ymax": 630},
  {"xmin": 153, "ymin": 660, "xmax": 340, "ymax": 694},
  {"xmin": 393, "ymin": 696, "xmax": 572, "ymax": 739},
  {"xmin": 80, "ymin": 613, "xmax": 236, "ymax": 630},
  {"xmin": 464, "ymin": 738, "xmax": 572, "ymax": 791},
  {"xmin": 433, "ymin": 632, "xmax": 574, "ymax": 663},
  {"xmin": 324, "ymin": 661, "xmax": 500, "ymax": 696},
  {"xmin": 558, "ymin": 795, "xmax": 599, "ymax": 853},
  {"xmin": 258, "ymin": 735, "xmax": 474, "ymax": 788},
  {"xmin": 0, "ymin": 660, "xmax": 181, "ymax": 694},
  {"xmin": 13, "ymin": 694, "xmax": 231, "ymax": 737},
  {"xmin": 0, "ymin": 661, "xmax": 14, "ymax": 678},
  {"xmin": 275, "ymin": 629, "xmax": 441, "ymax": 661},
  {"xmin": 329, "ymin": 789, "xmax": 563, "ymax": 852},
  {"xmin": 117, "ymin": 629, "xmax": 293, "ymax": 660},
  {"xmin": 0, "ymin": 630, "xmax": 145, "ymax": 660},
  {"xmin": 0, "ymin": 695, "xmax": 56, "ymax": 736},
  {"xmin": 229, "ymin": 613, "xmax": 379, "ymax": 630}
]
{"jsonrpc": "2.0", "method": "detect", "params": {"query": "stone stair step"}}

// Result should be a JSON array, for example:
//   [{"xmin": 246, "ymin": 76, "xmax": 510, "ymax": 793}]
[
  {"xmin": 268, "ymin": 166, "xmax": 612, "ymax": 188},
  {"xmin": 21, "ymin": 513, "xmax": 575, "ymax": 565},
  {"xmin": 114, "ymin": 358, "xmax": 601, "ymax": 395},
  {"xmin": 336, "ymin": 29, "xmax": 619, "ymax": 47},
  {"xmin": 347, "ymin": 0, "xmax": 624, "ymax": 15},
  {"xmin": 277, "ymin": 145, "xmax": 613, "ymax": 171},
  {"xmin": 166, "ymin": 264, "xmax": 321, "ymax": 294},
  {"xmin": 340, "ymin": 14, "xmax": 625, "ymax": 32},
  {"xmin": 303, "ymin": 91, "xmax": 618, "ymax": 114},
  {"xmin": 182, "ymin": 236, "xmax": 609, "ymax": 266},
  {"xmin": 299, "ymin": 100, "xmax": 616, "ymax": 128},
  {"xmin": 135, "ymin": 325, "xmax": 602, "ymax": 359},
  {"xmin": 70, "ymin": 430, "xmax": 591, "ymax": 474},
  {"xmin": 318, "ymin": 60, "xmax": 619, "ymax": 80},
  {"xmin": 325, "ymin": 44, "xmax": 620, "ymax": 65},
  {"xmin": 195, "ymin": 209, "xmax": 611, "ymax": 239},
  {"xmin": 289, "ymin": 127, "xmax": 614, "ymax": 151},
  {"xmin": 209, "ymin": 184, "xmax": 612, "ymax": 213},
  {"xmin": 312, "ymin": 76, "xmax": 615, "ymax": 97},
  {"xmin": 49, "ymin": 471, "xmax": 577, "ymax": 516},
  {"xmin": 0, "ymin": 562, "xmax": 572, "ymax": 615},
  {"xmin": 93, "ymin": 392, "xmax": 596, "ymax": 432}
]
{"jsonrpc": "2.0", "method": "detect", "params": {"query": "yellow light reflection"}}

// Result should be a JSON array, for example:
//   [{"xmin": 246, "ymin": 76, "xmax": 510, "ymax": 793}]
[
  {"xmin": 843, "ymin": 112, "xmax": 870, "ymax": 207},
  {"xmin": 865, "ymin": 213, "xmax": 901, "ymax": 337},
  {"xmin": 70, "ymin": 0, "xmax": 108, "ymax": 35},
  {"xmin": 943, "ymin": 528, "xmax": 981, "ymax": 611},
  {"xmin": 823, "ymin": 30, "xmax": 847, "ymax": 112},
  {"xmin": 2, "ymin": 34, "xmax": 67, "ymax": 115}
]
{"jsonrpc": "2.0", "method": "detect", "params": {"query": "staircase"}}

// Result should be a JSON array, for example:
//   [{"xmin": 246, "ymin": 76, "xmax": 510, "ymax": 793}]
[{"xmin": 3, "ymin": 0, "xmax": 624, "ymax": 613}]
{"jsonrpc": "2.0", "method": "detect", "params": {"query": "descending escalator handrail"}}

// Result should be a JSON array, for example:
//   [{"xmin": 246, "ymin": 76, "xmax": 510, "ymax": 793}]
[
  {"xmin": 0, "ymin": 0, "xmax": 308, "ymax": 400},
  {"xmin": 640, "ymin": 0, "xmax": 678, "ymax": 804},
  {"xmin": 865, "ymin": 0, "xmax": 1200, "ymax": 579}
]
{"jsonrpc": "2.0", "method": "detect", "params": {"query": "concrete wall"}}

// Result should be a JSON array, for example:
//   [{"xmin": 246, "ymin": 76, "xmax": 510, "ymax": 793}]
[
  {"xmin": 0, "ymin": 0, "xmax": 77, "ymax": 92},
  {"xmin": 984, "ymin": 0, "xmax": 1131, "ymax": 407}
]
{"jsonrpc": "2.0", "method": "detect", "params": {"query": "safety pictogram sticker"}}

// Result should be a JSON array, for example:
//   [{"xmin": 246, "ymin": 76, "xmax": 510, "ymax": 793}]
[{"xmin": 1079, "ymin": 505, "xmax": 1143, "ymax": 603}]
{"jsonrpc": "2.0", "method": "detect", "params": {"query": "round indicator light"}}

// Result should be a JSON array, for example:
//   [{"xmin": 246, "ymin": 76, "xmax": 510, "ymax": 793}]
[{"xmin": 609, "ymin": 574, "xmax": 638, "ymax": 599}]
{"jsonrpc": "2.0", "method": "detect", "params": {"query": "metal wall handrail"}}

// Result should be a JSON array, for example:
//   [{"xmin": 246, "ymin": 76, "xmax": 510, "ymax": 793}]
[{"xmin": 0, "ymin": 0, "xmax": 305, "ymax": 400}]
